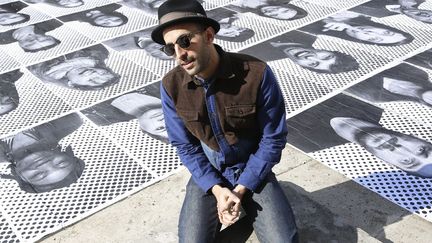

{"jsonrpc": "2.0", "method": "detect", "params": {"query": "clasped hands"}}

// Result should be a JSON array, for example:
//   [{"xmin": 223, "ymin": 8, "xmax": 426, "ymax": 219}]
[{"xmin": 211, "ymin": 184, "xmax": 248, "ymax": 226}]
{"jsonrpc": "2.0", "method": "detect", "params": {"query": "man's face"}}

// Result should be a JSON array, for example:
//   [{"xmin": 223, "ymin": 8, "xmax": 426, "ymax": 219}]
[
  {"xmin": 345, "ymin": 26, "xmax": 406, "ymax": 44},
  {"xmin": 162, "ymin": 23, "xmax": 211, "ymax": 77},
  {"xmin": 18, "ymin": 34, "xmax": 57, "ymax": 51},
  {"xmin": 218, "ymin": 24, "xmax": 247, "ymax": 38},
  {"xmin": 67, "ymin": 67, "xmax": 117, "ymax": 88},
  {"xmin": 0, "ymin": 91, "xmax": 18, "ymax": 115},
  {"xmin": 359, "ymin": 129, "xmax": 432, "ymax": 176},
  {"xmin": 283, "ymin": 46, "xmax": 337, "ymax": 72},
  {"xmin": 55, "ymin": 0, "xmax": 84, "ymax": 8},
  {"xmin": 138, "ymin": 107, "xmax": 168, "ymax": 139},
  {"xmin": 403, "ymin": 9, "xmax": 432, "ymax": 23},
  {"xmin": 0, "ymin": 13, "xmax": 26, "ymax": 25},
  {"xmin": 16, "ymin": 150, "xmax": 77, "ymax": 186},
  {"xmin": 94, "ymin": 15, "xmax": 124, "ymax": 27},
  {"xmin": 260, "ymin": 6, "xmax": 297, "ymax": 20}
]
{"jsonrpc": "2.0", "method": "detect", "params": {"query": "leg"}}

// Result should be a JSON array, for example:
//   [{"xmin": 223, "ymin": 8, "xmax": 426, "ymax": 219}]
[
  {"xmin": 178, "ymin": 177, "xmax": 221, "ymax": 243},
  {"xmin": 242, "ymin": 172, "xmax": 298, "ymax": 243}
]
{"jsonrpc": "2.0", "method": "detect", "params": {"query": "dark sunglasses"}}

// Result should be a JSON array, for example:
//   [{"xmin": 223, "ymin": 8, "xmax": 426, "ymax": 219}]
[{"xmin": 160, "ymin": 30, "xmax": 204, "ymax": 56}]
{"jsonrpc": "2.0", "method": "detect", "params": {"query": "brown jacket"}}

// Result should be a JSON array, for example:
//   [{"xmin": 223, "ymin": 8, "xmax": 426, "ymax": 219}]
[{"xmin": 162, "ymin": 45, "xmax": 267, "ymax": 151}]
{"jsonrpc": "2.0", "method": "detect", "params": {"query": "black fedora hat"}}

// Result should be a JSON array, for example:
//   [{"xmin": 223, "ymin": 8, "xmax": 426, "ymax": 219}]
[{"xmin": 151, "ymin": 0, "xmax": 220, "ymax": 45}]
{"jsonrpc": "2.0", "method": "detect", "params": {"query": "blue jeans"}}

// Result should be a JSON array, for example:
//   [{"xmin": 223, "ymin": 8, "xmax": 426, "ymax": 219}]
[{"xmin": 178, "ymin": 173, "xmax": 298, "ymax": 243}]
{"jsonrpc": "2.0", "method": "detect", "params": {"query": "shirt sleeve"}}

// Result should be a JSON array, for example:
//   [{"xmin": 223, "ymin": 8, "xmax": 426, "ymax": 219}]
[
  {"xmin": 236, "ymin": 65, "xmax": 288, "ymax": 191},
  {"xmin": 161, "ymin": 82, "xmax": 224, "ymax": 193}
]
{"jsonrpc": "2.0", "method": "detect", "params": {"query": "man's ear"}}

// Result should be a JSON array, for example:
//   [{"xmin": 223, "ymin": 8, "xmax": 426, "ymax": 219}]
[{"xmin": 205, "ymin": 27, "xmax": 215, "ymax": 43}]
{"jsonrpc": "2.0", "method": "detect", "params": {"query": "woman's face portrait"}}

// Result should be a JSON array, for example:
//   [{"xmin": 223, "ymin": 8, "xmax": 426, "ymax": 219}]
[
  {"xmin": 93, "ymin": 15, "xmax": 125, "ymax": 27},
  {"xmin": 0, "ymin": 91, "xmax": 18, "ymax": 115},
  {"xmin": 67, "ymin": 67, "xmax": 117, "ymax": 88},
  {"xmin": 260, "ymin": 6, "xmax": 297, "ymax": 20},
  {"xmin": 358, "ymin": 129, "xmax": 432, "ymax": 176},
  {"xmin": 283, "ymin": 46, "xmax": 337, "ymax": 72},
  {"xmin": 0, "ymin": 12, "xmax": 27, "ymax": 26},
  {"xmin": 345, "ymin": 26, "xmax": 407, "ymax": 44},
  {"xmin": 138, "ymin": 107, "xmax": 168, "ymax": 139},
  {"xmin": 218, "ymin": 24, "xmax": 248, "ymax": 38},
  {"xmin": 402, "ymin": 9, "xmax": 432, "ymax": 24},
  {"xmin": 15, "ymin": 150, "xmax": 77, "ymax": 186},
  {"xmin": 55, "ymin": 0, "xmax": 84, "ymax": 8}
]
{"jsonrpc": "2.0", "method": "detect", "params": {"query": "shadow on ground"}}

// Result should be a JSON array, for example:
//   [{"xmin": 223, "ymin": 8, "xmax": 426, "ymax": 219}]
[{"xmin": 216, "ymin": 179, "xmax": 411, "ymax": 243}]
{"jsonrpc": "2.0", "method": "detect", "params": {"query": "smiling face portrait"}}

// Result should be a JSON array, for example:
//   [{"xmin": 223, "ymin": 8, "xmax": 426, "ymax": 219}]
[
  {"xmin": 358, "ymin": 127, "xmax": 432, "ymax": 177},
  {"xmin": 137, "ymin": 105, "xmax": 168, "ymax": 140},
  {"xmin": 269, "ymin": 42, "xmax": 359, "ymax": 74},
  {"xmin": 330, "ymin": 117, "xmax": 432, "ymax": 178}
]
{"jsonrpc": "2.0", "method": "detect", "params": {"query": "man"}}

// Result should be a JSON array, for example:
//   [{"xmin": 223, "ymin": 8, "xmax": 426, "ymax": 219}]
[{"xmin": 151, "ymin": 0, "xmax": 298, "ymax": 242}]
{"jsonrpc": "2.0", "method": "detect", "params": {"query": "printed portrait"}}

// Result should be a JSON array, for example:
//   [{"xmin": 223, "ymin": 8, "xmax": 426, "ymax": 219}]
[{"xmin": 405, "ymin": 47, "xmax": 432, "ymax": 70}]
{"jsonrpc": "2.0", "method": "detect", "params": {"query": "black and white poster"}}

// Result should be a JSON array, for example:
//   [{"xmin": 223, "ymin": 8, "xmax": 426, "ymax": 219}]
[{"xmin": 0, "ymin": 0, "xmax": 432, "ymax": 241}]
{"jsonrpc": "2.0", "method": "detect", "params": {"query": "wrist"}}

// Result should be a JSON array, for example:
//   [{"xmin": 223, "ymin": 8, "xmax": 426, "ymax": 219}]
[{"xmin": 211, "ymin": 184, "xmax": 222, "ymax": 196}]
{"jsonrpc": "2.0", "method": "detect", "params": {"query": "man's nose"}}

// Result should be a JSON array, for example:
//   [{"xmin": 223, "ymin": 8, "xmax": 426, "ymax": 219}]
[{"xmin": 174, "ymin": 44, "xmax": 187, "ymax": 58}]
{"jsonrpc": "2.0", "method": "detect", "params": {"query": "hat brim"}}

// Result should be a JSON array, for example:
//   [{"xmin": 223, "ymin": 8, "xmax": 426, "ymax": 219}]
[{"xmin": 151, "ymin": 16, "xmax": 220, "ymax": 45}]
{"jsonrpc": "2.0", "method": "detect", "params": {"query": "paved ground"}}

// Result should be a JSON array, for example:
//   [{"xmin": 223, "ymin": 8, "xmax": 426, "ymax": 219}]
[{"xmin": 39, "ymin": 145, "xmax": 432, "ymax": 243}]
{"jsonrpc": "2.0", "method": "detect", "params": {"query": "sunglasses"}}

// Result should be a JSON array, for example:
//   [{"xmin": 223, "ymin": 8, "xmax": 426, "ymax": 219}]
[{"xmin": 160, "ymin": 30, "xmax": 204, "ymax": 56}]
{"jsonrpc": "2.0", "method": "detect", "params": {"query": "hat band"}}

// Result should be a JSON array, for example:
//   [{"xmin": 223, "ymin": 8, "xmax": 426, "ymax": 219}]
[{"xmin": 159, "ymin": 11, "xmax": 206, "ymax": 25}]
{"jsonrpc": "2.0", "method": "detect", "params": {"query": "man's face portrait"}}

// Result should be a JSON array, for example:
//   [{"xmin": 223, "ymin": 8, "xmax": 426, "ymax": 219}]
[
  {"xmin": 55, "ymin": 0, "xmax": 84, "ymax": 8},
  {"xmin": 17, "ymin": 34, "xmax": 58, "ymax": 51},
  {"xmin": 0, "ymin": 89, "xmax": 18, "ymax": 115},
  {"xmin": 358, "ymin": 127, "xmax": 432, "ymax": 176},
  {"xmin": 218, "ymin": 23, "xmax": 248, "ymax": 38},
  {"xmin": 66, "ymin": 66, "xmax": 118, "ymax": 88},
  {"xmin": 261, "ymin": 5, "xmax": 297, "ymax": 20},
  {"xmin": 93, "ymin": 14, "xmax": 125, "ymax": 27},
  {"xmin": 15, "ymin": 150, "xmax": 79, "ymax": 187},
  {"xmin": 345, "ymin": 25, "xmax": 407, "ymax": 44},
  {"xmin": 0, "ymin": 12, "xmax": 27, "ymax": 26},
  {"xmin": 137, "ymin": 106, "xmax": 168, "ymax": 139},
  {"xmin": 402, "ymin": 8, "xmax": 432, "ymax": 23}
]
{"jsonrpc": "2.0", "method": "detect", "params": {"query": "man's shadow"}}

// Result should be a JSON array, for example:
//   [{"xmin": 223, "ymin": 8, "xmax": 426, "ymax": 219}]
[{"xmin": 217, "ymin": 171, "xmax": 412, "ymax": 242}]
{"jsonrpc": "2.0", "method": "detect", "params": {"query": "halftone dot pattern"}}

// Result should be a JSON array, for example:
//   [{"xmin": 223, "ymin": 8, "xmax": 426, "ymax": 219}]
[
  {"xmin": 271, "ymin": 68, "xmax": 333, "ymax": 115},
  {"xmin": 87, "ymin": 120, "xmax": 181, "ymax": 177},
  {"xmin": 0, "ymin": 50, "xmax": 20, "ymax": 74},
  {"xmin": 215, "ymin": 10, "xmax": 290, "ymax": 52},
  {"xmin": 109, "ymin": 47, "xmax": 176, "ymax": 77},
  {"xmin": 301, "ymin": 0, "xmax": 369, "ymax": 10},
  {"xmin": 30, "ymin": 49, "xmax": 160, "ymax": 109},
  {"xmin": 0, "ymin": 21, "xmax": 96, "ymax": 66},
  {"xmin": 268, "ymin": 36, "xmax": 392, "ymax": 90},
  {"xmin": 0, "ymin": 212, "xmax": 18, "ymax": 243},
  {"xmin": 60, "ymin": 6, "xmax": 158, "ymax": 42},
  {"xmin": 0, "ymin": 69, "xmax": 72, "ymax": 138},
  {"xmin": 26, "ymin": 0, "xmax": 117, "ymax": 18},
  {"xmin": 0, "ymin": 3, "xmax": 52, "ymax": 33},
  {"xmin": 226, "ymin": 1, "xmax": 338, "ymax": 31},
  {"xmin": 0, "ymin": 114, "xmax": 154, "ymax": 242}
]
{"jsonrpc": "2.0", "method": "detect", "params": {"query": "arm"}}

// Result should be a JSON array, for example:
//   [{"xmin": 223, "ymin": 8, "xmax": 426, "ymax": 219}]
[
  {"xmin": 161, "ymin": 83, "xmax": 224, "ymax": 193},
  {"xmin": 236, "ymin": 65, "xmax": 288, "ymax": 191}
]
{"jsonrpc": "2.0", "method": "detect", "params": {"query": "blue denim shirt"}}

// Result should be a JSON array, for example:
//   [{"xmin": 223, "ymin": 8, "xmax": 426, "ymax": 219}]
[{"xmin": 161, "ymin": 65, "xmax": 287, "ymax": 192}]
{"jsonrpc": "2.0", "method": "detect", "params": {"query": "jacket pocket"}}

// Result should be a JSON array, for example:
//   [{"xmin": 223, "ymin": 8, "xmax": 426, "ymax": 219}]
[
  {"xmin": 177, "ymin": 109, "xmax": 205, "ymax": 139},
  {"xmin": 225, "ymin": 104, "xmax": 256, "ymax": 129}
]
